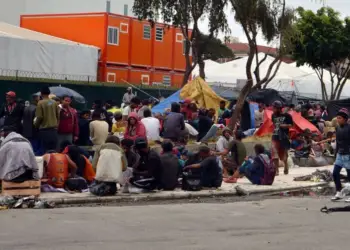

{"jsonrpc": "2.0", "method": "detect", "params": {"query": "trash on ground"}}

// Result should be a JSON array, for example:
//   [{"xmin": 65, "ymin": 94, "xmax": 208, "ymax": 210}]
[{"xmin": 0, "ymin": 195, "xmax": 55, "ymax": 209}]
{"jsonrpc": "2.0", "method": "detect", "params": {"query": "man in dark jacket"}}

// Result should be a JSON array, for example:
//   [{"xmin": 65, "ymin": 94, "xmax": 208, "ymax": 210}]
[
  {"xmin": 22, "ymin": 94, "xmax": 41, "ymax": 155},
  {"xmin": 0, "ymin": 91, "xmax": 24, "ymax": 134},
  {"xmin": 130, "ymin": 137, "xmax": 162, "ymax": 190},
  {"xmin": 163, "ymin": 102, "xmax": 187, "ymax": 142}
]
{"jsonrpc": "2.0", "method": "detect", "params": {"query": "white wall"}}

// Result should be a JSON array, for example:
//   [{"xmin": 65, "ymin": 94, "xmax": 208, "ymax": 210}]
[{"xmin": 0, "ymin": 0, "xmax": 135, "ymax": 26}]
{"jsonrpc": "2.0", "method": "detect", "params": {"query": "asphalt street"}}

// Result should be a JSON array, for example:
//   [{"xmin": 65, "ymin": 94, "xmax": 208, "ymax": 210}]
[{"xmin": 0, "ymin": 197, "xmax": 348, "ymax": 250}]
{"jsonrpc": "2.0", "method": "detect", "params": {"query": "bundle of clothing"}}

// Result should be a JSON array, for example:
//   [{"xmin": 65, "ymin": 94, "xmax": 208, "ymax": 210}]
[{"xmin": 294, "ymin": 169, "xmax": 333, "ymax": 182}]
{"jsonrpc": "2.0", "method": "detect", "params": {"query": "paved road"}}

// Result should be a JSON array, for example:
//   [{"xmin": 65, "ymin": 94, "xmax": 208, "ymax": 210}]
[{"xmin": 0, "ymin": 198, "xmax": 348, "ymax": 250}]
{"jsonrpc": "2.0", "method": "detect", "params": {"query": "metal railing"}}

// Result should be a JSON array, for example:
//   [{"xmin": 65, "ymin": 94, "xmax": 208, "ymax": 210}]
[{"xmin": 0, "ymin": 68, "xmax": 97, "ymax": 82}]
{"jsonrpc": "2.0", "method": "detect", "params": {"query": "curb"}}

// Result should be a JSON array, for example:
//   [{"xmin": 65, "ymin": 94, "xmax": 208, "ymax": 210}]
[{"xmin": 44, "ymin": 182, "xmax": 330, "ymax": 206}]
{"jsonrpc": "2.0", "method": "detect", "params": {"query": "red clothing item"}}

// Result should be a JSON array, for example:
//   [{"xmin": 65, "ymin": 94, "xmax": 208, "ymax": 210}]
[
  {"xmin": 124, "ymin": 112, "xmax": 146, "ymax": 141},
  {"xmin": 181, "ymin": 107, "xmax": 193, "ymax": 121},
  {"xmin": 58, "ymin": 106, "xmax": 79, "ymax": 136}
]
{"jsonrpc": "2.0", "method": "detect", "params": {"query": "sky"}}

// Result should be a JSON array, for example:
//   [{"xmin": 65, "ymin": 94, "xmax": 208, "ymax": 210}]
[{"xmin": 197, "ymin": 0, "xmax": 350, "ymax": 46}]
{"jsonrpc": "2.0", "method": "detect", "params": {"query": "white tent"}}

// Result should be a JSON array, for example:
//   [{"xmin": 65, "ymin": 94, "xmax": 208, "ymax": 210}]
[
  {"xmin": 0, "ymin": 22, "xmax": 100, "ymax": 81},
  {"xmin": 203, "ymin": 54, "xmax": 350, "ymax": 99},
  {"xmin": 192, "ymin": 59, "xmax": 220, "ymax": 78}
]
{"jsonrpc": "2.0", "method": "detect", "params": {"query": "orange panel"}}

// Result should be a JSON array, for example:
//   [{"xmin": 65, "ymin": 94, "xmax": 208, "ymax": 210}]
[
  {"xmin": 130, "ymin": 20, "xmax": 152, "ymax": 67},
  {"xmin": 106, "ymin": 67, "xmax": 129, "ymax": 83},
  {"xmin": 129, "ymin": 70, "xmax": 151, "ymax": 85},
  {"xmin": 173, "ymin": 73, "xmax": 184, "ymax": 88},
  {"xmin": 21, "ymin": 14, "xmax": 106, "ymax": 59},
  {"xmin": 153, "ymin": 25, "xmax": 173, "ymax": 69},
  {"xmin": 106, "ymin": 15, "xmax": 130, "ymax": 65}
]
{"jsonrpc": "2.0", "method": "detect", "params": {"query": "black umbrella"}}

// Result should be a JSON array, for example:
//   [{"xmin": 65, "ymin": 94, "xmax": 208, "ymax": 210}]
[{"xmin": 36, "ymin": 86, "xmax": 86, "ymax": 104}]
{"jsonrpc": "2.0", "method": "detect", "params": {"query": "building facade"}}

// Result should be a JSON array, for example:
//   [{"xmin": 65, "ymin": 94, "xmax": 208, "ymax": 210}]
[
  {"xmin": 0, "ymin": 0, "xmax": 135, "ymax": 25},
  {"xmin": 21, "ymin": 12, "xmax": 190, "ymax": 87}
]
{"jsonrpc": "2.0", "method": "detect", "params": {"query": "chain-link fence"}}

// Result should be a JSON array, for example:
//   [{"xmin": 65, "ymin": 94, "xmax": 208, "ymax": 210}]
[{"xmin": 0, "ymin": 68, "xmax": 97, "ymax": 82}]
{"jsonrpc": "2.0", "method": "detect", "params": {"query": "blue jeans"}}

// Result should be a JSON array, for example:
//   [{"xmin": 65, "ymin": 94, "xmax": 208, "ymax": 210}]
[
  {"xmin": 333, "ymin": 154, "xmax": 350, "ymax": 191},
  {"xmin": 200, "ymin": 126, "xmax": 218, "ymax": 142},
  {"xmin": 29, "ymin": 138, "xmax": 42, "ymax": 156}
]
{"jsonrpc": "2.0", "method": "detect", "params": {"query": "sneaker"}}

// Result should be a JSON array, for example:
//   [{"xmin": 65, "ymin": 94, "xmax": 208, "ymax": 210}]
[
  {"xmin": 331, "ymin": 192, "xmax": 345, "ymax": 201},
  {"xmin": 345, "ymin": 197, "xmax": 350, "ymax": 203}
]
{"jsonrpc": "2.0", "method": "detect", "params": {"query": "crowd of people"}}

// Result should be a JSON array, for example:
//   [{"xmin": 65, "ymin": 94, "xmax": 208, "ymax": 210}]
[{"xmin": 0, "ymin": 87, "xmax": 350, "ymax": 200}]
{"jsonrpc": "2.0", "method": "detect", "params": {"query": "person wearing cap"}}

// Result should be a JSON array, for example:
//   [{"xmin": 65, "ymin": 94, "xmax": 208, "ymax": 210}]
[
  {"xmin": 22, "ymin": 94, "xmax": 41, "ymax": 155},
  {"xmin": 332, "ymin": 108, "xmax": 350, "ymax": 201},
  {"xmin": 271, "ymin": 100, "xmax": 293, "ymax": 175},
  {"xmin": 0, "ymin": 91, "xmax": 25, "ymax": 134},
  {"xmin": 122, "ymin": 87, "xmax": 135, "ymax": 106},
  {"xmin": 129, "ymin": 137, "xmax": 162, "ymax": 191}
]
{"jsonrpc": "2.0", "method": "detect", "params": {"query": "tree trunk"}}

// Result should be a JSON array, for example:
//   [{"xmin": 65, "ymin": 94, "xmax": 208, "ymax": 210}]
[
  {"xmin": 199, "ymin": 59, "xmax": 205, "ymax": 79},
  {"xmin": 229, "ymin": 47, "xmax": 255, "ymax": 130}
]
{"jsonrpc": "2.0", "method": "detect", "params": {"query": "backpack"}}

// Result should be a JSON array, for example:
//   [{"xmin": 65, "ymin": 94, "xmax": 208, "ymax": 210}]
[
  {"xmin": 46, "ymin": 153, "xmax": 69, "ymax": 188},
  {"xmin": 259, "ymin": 155, "xmax": 276, "ymax": 185},
  {"xmin": 182, "ymin": 169, "xmax": 202, "ymax": 191}
]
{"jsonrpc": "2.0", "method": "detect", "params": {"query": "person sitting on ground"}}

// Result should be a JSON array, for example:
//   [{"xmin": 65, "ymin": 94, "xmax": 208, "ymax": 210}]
[
  {"xmin": 159, "ymin": 140, "xmax": 181, "ymax": 190},
  {"xmin": 141, "ymin": 109, "xmax": 161, "ymax": 141},
  {"xmin": 197, "ymin": 109, "xmax": 214, "ymax": 142},
  {"xmin": 76, "ymin": 110, "xmax": 91, "ymax": 146},
  {"xmin": 122, "ymin": 97, "xmax": 141, "ymax": 120},
  {"xmin": 121, "ymin": 138, "xmax": 140, "ymax": 169},
  {"xmin": 218, "ymin": 100, "xmax": 228, "ymax": 120},
  {"xmin": 308, "ymin": 133, "xmax": 328, "ymax": 167},
  {"xmin": 90, "ymin": 110, "xmax": 109, "ymax": 150},
  {"xmin": 0, "ymin": 128, "xmax": 39, "ymax": 182},
  {"xmin": 129, "ymin": 137, "xmax": 162, "ymax": 191},
  {"xmin": 216, "ymin": 128, "xmax": 233, "ymax": 153},
  {"xmin": 163, "ymin": 102, "xmax": 187, "ymax": 142},
  {"xmin": 184, "ymin": 145, "xmax": 222, "ymax": 188},
  {"xmin": 217, "ymin": 130, "xmax": 247, "ymax": 178},
  {"xmin": 111, "ymin": 112, "xmax": 126, "ymax": 135},
  {"xmin": 65, "ymin": 145, "xmax": 95, "ymax": 183},
  {"xmin": 138, "ymin": 99, "xmax": 151, "ymax": 119},
  {"xmin": 231, "ymin": 144, "xmax": 274, "ymax": 185},
  {"xmin": 90, "ymin": 135, "xmax": 128, "ymax": 196},
  {"xmin": 291, "ymin": 133, "xmax": 310, "ymax": 158},
  {"xmin": 124, "ymin": 112, "xmax": 146, "ymax": 141}
]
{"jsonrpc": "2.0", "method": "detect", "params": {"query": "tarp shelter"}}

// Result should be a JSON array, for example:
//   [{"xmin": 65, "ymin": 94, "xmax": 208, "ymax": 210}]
[
  {"xmin": 248, "ymin": 89, "xmax": 286, "ymax": 106},
  {"xmin": 0, "ymin": 22, "xmax": 99, "ymax": 81},
  {"xmin": 327, "ymin": 99, "xmax": 350, "ymax": 119},
  {"xmin": 181, "ymin": 77, "xmax": 229, "ymax": 112},
  {"xmin": 255, "ymin": 109, "xmax": 320, "ymax": 137},
  {"xmin": 152, "ymin": 90, "xmax": 181, "ymax": 113}
]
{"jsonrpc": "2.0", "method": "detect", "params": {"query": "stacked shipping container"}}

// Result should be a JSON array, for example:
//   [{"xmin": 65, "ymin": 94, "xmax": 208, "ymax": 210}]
[{"xmin": 21, "ymin": 12, "xmax": 191, "ymax": 87}]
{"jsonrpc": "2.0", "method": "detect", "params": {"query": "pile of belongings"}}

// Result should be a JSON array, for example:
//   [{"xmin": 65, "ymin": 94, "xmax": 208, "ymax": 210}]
[
  {"xmin": 0, "ymin": 196, "xmax": 55, "ymax": 209},
  {"xmin": 294, "ymin": 169, "xmax": 333, "ymax": 182}
]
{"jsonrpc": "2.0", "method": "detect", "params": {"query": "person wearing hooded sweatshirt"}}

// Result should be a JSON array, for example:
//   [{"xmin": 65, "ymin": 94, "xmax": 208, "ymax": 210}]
[
  {"xmin": 124, "ymin": 112, "xmax": 146, "ymax": 141},
  {"xmin": 331, "ymin": 108, "xmax": 350, "ymax": 201}
]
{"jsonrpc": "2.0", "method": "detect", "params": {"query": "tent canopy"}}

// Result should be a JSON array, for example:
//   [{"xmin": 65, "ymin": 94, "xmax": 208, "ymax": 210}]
[
  {"xmin": 151, "ymin": 90, "xmax": 181, "ymax": 113},
  {"xmin": 255, "ymin": 109, "xmax": 320, "ymax": 137}
]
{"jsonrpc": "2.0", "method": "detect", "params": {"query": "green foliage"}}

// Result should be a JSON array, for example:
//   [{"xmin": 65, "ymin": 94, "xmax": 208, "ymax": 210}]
[
  {"xmin": 291, "ymin": 7, "xmax": 350, "ymax": 100},
  {"xmin": 199, "ymin": 35, "xmax": 234, "ymax": 60}
]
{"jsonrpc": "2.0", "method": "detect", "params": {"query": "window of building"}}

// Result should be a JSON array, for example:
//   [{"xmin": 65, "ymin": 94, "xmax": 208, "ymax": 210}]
[
  {"xmin": 163, "ymin": 75, "xmax": 171, "ymax": 85},
  {"xmin": 143, "ymin": 25, "xmax": 151, "ymax": 39},
  {"xmin": 124, "ymin": 4, "xmax": 128, "ymax": 16},
  {"xmin": 183, "ymin": 39, "xmax": 192, "ymax": 55},
  {"xmin": 108, "ymin": 27, "xmax": 119, "ymax": 45},
  {"xmin": 176, "ymin": 33, "xmax": 183, "ymax": 42},
  {"xmin": 141, "ymin": 74, "xmax": 150, "ymax": 85},
  {"xmin": 107, "ymin": 73, "xmax": 116, "ymax": 83},
  {"xmin": 155, "ymin": 27, "xmax": 163, "ymax": 41},
  {"xmin": 120, "ymin": 23, "xmax": 128, "ymax": 33}
]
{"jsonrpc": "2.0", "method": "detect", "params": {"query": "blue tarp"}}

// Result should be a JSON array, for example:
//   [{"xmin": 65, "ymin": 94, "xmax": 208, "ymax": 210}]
[{"xmin": 152, "ymin": 90, "xmax": 181, "ymax": 114}]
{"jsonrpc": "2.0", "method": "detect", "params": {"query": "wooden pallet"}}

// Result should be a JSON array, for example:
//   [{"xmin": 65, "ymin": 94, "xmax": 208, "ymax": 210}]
[{"xmin": 1, "ymin": 180, "xmax": 41, "ymax": 196}]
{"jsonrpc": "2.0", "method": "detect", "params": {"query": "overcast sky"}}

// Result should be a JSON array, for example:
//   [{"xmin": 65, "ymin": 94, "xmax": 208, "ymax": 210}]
[{"xmin": 197, "ymin": 0, "xmax": 350, "ymax": 45}]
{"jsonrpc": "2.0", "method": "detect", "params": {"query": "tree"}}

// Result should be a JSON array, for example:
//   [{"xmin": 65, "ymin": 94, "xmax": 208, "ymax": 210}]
[
  {"xmin": 291, "ymin": 7, "xmax": 350, "ymax": 101},
  {"xmin": 228, "ymin": 0, "xmax": 295, "ymax": 129},
  {"xmin": 133, "ymin": 0, "xmax": 229, "ymax": 86},
  {"xmin": 196, "ymin": 34, "xmax": 235, "ymax": 78}
]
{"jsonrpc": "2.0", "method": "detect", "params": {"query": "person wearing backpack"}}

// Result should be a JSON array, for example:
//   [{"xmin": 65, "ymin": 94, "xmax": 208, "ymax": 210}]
[{"xmin": 232, "ymin": 144, "xmax": 276, "ymax": 185}]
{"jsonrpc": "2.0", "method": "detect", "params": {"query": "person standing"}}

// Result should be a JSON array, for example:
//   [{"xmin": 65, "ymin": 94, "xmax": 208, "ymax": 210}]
[
  {"xmin": 22, "ymin": 94, "xmax": 41, "ymax": 155},
  {"xmin": 89, "ymin": 110, "xmax": 109, "ymax": 150},
  {"xmin": 122, "ymin": 87, "xmax": 135, "ymax": 106},
  {"xmin": 57, "ymin": 96, "xmax": 79, "ymax": 149},
  {"xmin": 0, "ymin": 91, "xmax": 24, "ymax": 134},
  {"xmin": 76, "ymin": 110, "xmax": 91, "ymax": 146},
  {"xmin": 332, "ymin": 108, "xmax": 350, "ymax": 201},
  {"xmin": 35, "ymin": 86, "xmax": 60, "ymax": 153},
  {"xmin": 271, "ymin": 101, "xmax": 293, "ymax": 175}
]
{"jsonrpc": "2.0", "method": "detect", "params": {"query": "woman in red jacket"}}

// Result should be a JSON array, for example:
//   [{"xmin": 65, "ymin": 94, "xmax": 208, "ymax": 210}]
[{"xmin": 124, "ymin": 112, "xmax": 146, "ymax": 141}]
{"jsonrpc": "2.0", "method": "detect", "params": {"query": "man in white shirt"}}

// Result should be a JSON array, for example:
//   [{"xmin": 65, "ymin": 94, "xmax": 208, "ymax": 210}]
[
  {"xmin": 122, "ymin": 87, "xmax": 135, "ymax": 106},
  {"xmin": 122, "ymin": 97, "xmax": 140, "ymax": 120},
  {"xmin": 254, "ymin": 103, "xmax": 265, "ymax": 128},
  {"xmin": 141, "ymin": 109, "xmax": 160, "ymax": 141}
]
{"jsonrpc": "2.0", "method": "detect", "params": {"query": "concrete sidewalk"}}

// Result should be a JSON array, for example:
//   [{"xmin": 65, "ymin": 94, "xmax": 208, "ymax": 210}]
[{"xmin": 40, "ymin": 166, "xmax": 334, "ymax": 205}]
